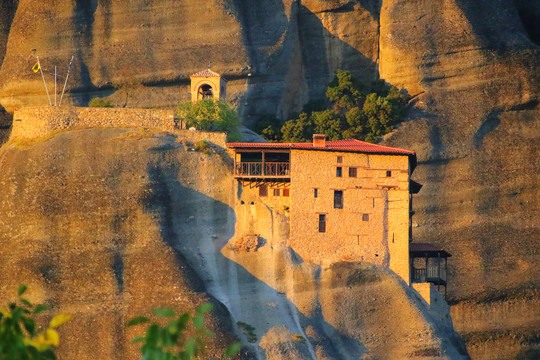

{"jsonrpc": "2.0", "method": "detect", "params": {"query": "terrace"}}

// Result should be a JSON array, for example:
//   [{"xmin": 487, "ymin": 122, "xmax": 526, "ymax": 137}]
[
  {"xmin": 233, "ymin": 150, "xmax": 291, "ymax": 180},
  {"xmin": 410, "ymin": 242, "xmax": 452, "ymax": 296}
]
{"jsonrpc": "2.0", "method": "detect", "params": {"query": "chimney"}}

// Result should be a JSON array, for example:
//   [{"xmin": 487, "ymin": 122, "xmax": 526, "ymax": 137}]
[{"xmin": 313, "ymin": 134, "xmax": 326, "ymax": 147}]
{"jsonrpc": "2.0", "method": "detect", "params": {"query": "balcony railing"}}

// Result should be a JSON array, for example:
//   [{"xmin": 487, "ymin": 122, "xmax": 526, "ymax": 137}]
[
  {"xmin": 412, "ymin": 267, "xmax": 446, "ymax": 284},
  {"xmin": 235, "ymin": 162, "xmax": 290, "ymax": 177}
]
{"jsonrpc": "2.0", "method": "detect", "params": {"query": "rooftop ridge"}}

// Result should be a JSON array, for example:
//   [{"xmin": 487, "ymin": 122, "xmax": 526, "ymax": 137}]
[{"xmin": 190, "ymin": 69, "xmax": 221, "ymax": 78}]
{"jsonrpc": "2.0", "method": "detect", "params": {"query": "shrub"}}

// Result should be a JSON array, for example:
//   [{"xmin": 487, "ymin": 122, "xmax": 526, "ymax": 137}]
[
  {"xmin": 128, "ymin": 303, "xmax": 241, "ymax": 360},
  {"xmin": 236, "ymin": 321, "xmax": 257, "ymax": 343},
  {"xmin": 88, "ymin": 98, "xmax": 114, "ymax": 108},
  {"xmin": 194, "ymin": 140, "xmax": 211, "ymax": 155},
  {"xmin": 0, "ymin": 285, "xmax": 71, "ymax": 360},
  {"xmin": 176, "ymin": 100, "xmax": 241, "ymax": 142}
]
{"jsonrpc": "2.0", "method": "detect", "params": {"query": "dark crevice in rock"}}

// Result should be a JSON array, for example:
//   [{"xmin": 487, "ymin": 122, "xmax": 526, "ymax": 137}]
[
  {"xmin": 0, "ymin": 0, "xmax": 18, "ymax": 70},
  {"xmin": 514, "ymin": 0, "xmax": 540, "ymax": 46}
]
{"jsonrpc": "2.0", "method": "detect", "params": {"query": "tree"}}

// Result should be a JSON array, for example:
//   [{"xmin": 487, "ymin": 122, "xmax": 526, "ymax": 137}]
[
  {"xmin": 177, "ymin": 100, "xmax": 241, "ymax": 142},
  {"xmin": 260, "ymin": 71, "xmax": 409, "ymax": 143},
  {"xmin": 0, "ymin": 285, "xmax": 71, "ymax": 360},
  {"xmin": 127, "ymin": 303, "xmax": 241, "ymax": 360},
  {"xmin": 281, "ymin": 113, "xmax": 314, "ymax": 142},
  {"xmin": 325, "ymin": 70, "xmax": 364, "ymax": 112}
]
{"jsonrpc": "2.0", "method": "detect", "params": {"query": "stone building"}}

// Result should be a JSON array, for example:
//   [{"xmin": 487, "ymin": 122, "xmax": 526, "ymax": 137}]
[
  {"xmin": 190, "ymin": 68, "xmax": 227, "ymax": 102},
  {"xmin": 228, "ymin": 134, "xmax": 450, "ymax": 291}
]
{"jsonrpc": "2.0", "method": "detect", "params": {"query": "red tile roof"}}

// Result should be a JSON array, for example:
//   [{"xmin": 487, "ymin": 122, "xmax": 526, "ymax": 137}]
[
  {"xmin": 227, "ymin": 139, "xmax": 415, "ymax": 156},
  {"xmin": 190, "ymin": 69, "xmax": 221, "ymax": 78}
]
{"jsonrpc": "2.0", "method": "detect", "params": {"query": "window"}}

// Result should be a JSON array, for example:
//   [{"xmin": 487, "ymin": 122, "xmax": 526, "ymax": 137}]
[
  {"xmin": 314, "ymin": 188, "xmax": 318, "ymax": 198},
  {"xmin": 259, "ymin": 184, "xmax": 268, "ymax": 197},
  {"xmin": 349, "ymin": 167, "xmax": 357, "ymax": 177},
  {"xmin": 318, "ymin": 214, "xmax": 326, "ymax": 232},
  {"xmin": 273, "ymin": 188, "xmax": 280, "ymax": 196},
  {"xmin": 386, "ymin": 170, "xmax": 392, "ymax": 177},
  {"xmin": 336, "ymin": 167, "xmax": 342, "ymax": 177},
  {"xmin": 362, "ymin": 214, "xmax": 369, "ymax": 221},
  {"xmin": 334, "ymin": 190, "xmax": 343, "ymax": 209},
  {"xmin": 283, "ymin": 189, "xmax": 290, "ymax": 197},
  {"xmin": 337, "ymin": 156, "xmax": 343, "ymax": 163}
]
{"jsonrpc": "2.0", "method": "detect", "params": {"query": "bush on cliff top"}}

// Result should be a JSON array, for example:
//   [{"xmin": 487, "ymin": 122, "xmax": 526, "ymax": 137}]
[
  {"xmin": 176, "ymin": 100, "xmax": 241, "ymax": 142},
  {"xmin": 88, "ymin": 98, "xmax": 115, "ymax": 108}
]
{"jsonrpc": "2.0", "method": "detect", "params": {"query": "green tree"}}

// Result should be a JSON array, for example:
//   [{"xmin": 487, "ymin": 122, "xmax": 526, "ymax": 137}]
[
  {"xmin": 312, "ymin": 110, "xmax": 347, "ymax": 141},
  {"xmin": 128, "ymin": 303, "xmax": 241, "ymax": 360},
  {"xmin": 325, "ymin": 70, "xmax": 364, "ymax": 112},
  {"xmin": 0, "ymin": 285, "xmax": 71, "ymax": 360},
  {"xmin": 281, "ymin": 113, "xmax": 314, "ymax": 142},
  {"xmin": 254, "ymin": 115, "xmax": 283, "ymax": 142},
  {"xmin": 177, "ymin": 100, "xmax": 241, "ymax": 141}
]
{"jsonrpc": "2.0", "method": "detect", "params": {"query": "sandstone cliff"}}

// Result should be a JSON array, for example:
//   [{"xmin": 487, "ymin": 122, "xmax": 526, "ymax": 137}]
[
  {"xmin": 0, "ymin": 129, "xmax": 467, "ymax": 359},
  {"xmin": 0, "ymin": 1, "xmax": 538, "ymax": 358}
]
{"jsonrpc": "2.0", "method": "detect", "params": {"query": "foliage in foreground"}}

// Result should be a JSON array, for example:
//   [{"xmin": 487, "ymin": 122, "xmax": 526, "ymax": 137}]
[
  {"xmin": 128, "ymin": 303, "xmax": 241, "ymax": 360},
  {"xmin": 256, "ymin": 70, "xmax": 409, "ymax": 143},
  {"xmin": 0, "ymin": 285, "xmax": 71, "ymax": 360},
  {"xmin": 177, "ymin": 100, "xmax": 242, "ymax": 142}
]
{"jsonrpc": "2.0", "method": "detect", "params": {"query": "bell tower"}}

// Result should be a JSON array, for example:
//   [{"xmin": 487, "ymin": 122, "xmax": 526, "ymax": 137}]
[{"xmin": 190, "ymin": 67, "xmax": 227, "ymax": 102}]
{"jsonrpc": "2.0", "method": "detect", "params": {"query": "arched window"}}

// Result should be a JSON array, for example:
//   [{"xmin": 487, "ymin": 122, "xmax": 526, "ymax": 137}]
[{"xmin": 198, "ymin": 84, "xmax": 213, "ymax": 100}]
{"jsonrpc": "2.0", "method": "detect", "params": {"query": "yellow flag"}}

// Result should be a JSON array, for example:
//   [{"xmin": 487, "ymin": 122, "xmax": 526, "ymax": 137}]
[{"xmin": 32, "ymin": 61, "xmax": 40, "ymax": 73}]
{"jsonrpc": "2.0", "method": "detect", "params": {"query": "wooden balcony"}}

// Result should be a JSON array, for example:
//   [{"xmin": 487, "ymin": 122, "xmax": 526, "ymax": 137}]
[
  {"xmin": 234, "ymin": 162, "xmax": 290, "ymax": 178},
  {"xmin": 412, "ymin": 267, "xmax": 447, "ymax": 286}
]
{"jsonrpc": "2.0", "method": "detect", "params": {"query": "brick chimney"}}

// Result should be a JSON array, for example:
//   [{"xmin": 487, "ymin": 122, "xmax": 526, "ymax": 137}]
[{"xmin": 313, "ymin": 134, "xmax": 326, "ymax": 147}]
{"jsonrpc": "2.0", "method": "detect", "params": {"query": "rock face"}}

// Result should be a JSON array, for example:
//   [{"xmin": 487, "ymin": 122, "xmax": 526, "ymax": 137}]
[
  {"xmin": 0, "ymin": 129, "xmax": 468, "ymax": 359},
  {"xmin": 0, "ymin": 1, "xmax": 539, "ymax": 358}
]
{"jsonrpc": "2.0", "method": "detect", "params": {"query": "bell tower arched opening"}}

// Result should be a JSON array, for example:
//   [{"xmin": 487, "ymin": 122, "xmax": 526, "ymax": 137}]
[{"xmin": 198, "ymin": 84, "xmax": 214, "ymax": 100}]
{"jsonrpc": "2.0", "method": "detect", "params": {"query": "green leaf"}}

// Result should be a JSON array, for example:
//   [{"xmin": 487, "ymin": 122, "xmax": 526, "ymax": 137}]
[
  {"xmin": 33, "ymin": 304, "xmax": 49, "ymax": 315},
  {"xmin": 192, "ymin": 314, "xmax": 204, "ymax": 329},
  {"xmin": 20, "ymin": 298, "xmax": 33, "ymax": 308},
  {"xmin": 126, "ymin": 316, "xmax": 150, "ymax": 327},
  {"xmin": 131, "ymin": 336, "xmax": 146, "ymax": 343},
  {"xmin": 21, "ymin": 317, "xmax": 36, "ymax": 336},
  {"xmin": 196, "ymin": 303, "xmax": 213, "ymax": 314},
  {"xmin": 153, "ymin": 308, "xmax": 176, "ymax": 317},
  {"xmin": 49, "ymin": 313, "xmax": 71, "ymax": 328},
  {"xmin": 184, "ymin": 337, "xmax": 196, "ymax": 357},
  {"xmin": 17, "ymin": 284, "xmax": 28, "ymax": 296},
  {"xmin": 224, "ymin": 342, "xmax": 242, "ymax": 358}
]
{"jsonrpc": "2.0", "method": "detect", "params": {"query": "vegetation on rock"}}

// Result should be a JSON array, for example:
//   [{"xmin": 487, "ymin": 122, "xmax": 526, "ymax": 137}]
[
  {"xmin": 257, "ymin": 71, "xmax": 409, "ymax": 143},
  {"xmin": 177, "ymin": 100, "xmax": 241, "ymax": 142},
  {"xmin": 0, "ymin": 285, "xmax": 71, "ymax": 360},
  {"xmin": 128, "ymin": 303, "xmax": 241, "ymax": 360},
  {"xmin": 88, "ymin": 98, "xmax": 115, "ymax": 108}
]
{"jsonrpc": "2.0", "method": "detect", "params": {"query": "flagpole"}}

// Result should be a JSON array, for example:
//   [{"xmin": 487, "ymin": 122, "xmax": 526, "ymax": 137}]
[
  {"xmin": 54, "ymin": 65, "xmax": 57, "ymax": 106},
  {"xmin": 59, "ymin": 55, "xmax": 74, "ymax": 106},
  {"xmin": 37, "ymin": 56, "xmax": 52, "ymax": 106}
]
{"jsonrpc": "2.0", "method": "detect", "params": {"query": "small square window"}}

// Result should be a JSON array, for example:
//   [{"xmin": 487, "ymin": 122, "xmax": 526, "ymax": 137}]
[
  {"xmin": 349, "ymin": 167, "xmax": 357, "ymax": 177},
  {"xmin": 362, "ymin": 214, "xmax": 369, "ymax": 221},
  {"xmin": 337, "ymin": 156, "xmax": 343, "ymax": 163},
  {"xmin": 336, "ymin": 167, "xmax": 342, "ymax": 177},
  {"xmin": 314, "ymin": 188, "xmax": 318, "ymax": 198},
  {"xmin": 259, "ymin": 184, "xmax": 268, "ymax": 197},
  {"xmin": 283, "ymin": 189, "xmax": 290, "ymax": 197},
  {"xmin": 386, "ymin": 170, "xmax": 392, "ymax": 177},
  {"xmin": 273, "ymin": 188, "xmax": 280, "ymax": 196},
  {"xmin": 318, "ymin": 214, "xmax": 326, "ymax": 232}
]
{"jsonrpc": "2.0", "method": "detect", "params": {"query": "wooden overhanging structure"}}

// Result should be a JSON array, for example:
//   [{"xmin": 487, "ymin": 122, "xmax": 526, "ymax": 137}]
[
  {"xmin": 228, "ymin": 144, "xmax": 291, "ymax": 181},
  {"xmin": 410, "ymin": 242, "xmax": 452, "ymax": 296}
]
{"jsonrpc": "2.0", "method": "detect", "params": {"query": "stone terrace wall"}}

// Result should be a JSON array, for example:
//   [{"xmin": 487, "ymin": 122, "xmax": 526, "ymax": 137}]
[{"xmin": 10, "ymin": 106, "xmax": 175, "ymax": 140}]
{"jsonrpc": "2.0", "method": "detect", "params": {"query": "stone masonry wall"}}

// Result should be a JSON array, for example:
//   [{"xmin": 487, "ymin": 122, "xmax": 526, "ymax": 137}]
[
  {"xmin": 289, "ymin": 149, "xmax": 411, "ymax": 283},
  {"xmin": 10, "ymin": 106, "xmax": 176, "ymax": 140}
]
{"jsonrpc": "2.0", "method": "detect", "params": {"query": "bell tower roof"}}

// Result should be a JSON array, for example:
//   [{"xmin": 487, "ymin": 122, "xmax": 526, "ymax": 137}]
[{"xmin": 190, "ymin": 69, "xmax": 222, "ymax": 78}]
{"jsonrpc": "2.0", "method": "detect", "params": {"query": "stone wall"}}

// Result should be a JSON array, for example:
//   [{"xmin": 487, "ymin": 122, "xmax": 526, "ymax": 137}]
[
  {"xmin": 289, "ymin": 150, "xmax": 412, "ymax": 283},
  {"xmin": 10, "ymin": 106, "xmax": 176, "ymax": 140}
]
